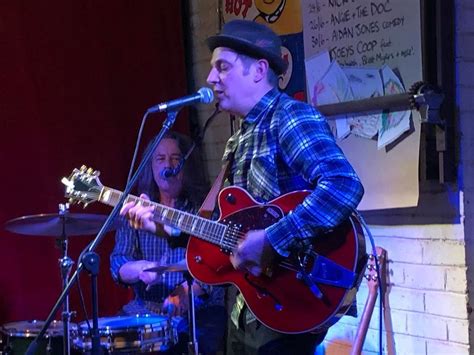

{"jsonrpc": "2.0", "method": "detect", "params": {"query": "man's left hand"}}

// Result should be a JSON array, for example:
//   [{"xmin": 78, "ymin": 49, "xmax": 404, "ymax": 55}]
[{"xmin": 230, "ymin": 229, "xmax": 278, "ymax": 277}]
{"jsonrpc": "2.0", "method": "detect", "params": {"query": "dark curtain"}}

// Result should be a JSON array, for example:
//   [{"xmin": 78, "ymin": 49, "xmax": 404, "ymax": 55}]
[{"xmin": 0, "ymin": 1, "xmax": 190, "ymax": 324}]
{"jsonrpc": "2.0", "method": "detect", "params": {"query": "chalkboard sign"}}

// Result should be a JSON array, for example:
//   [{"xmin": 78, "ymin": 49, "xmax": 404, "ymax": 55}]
[
  {"xmin": 302, "ymin": 0, "xmax": 422, "ymax": 88},
  {"xmin": 301, "ymin": 0, "xmax": 423, "ymax": 210}
]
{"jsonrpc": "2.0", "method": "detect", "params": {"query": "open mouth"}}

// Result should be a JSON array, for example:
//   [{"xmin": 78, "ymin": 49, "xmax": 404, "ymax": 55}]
[{"xmin": 214, "ymin": 89, "xmax": 224, "ymax": 98}]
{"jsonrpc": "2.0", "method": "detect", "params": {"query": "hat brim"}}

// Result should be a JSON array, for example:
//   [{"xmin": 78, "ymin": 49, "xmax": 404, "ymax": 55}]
[{"xmin": 207, "ymin": 35, "xmax": 287, "ymax": 75}]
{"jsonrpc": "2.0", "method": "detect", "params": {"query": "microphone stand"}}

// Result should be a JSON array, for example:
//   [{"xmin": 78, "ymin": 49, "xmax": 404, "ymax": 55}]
[{"xmin": 26, "ymin": 109, "xmax": 180, "ymax": 355}]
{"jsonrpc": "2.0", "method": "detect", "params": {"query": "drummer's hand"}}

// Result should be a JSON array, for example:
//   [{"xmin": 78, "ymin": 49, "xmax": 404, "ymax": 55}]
[
  {"xmin": 136, "ymin": 260, "xmax": 163, "ymax": 286},
  {"xmin": 120, "ymin": 194, "xmax": 157, "ymax": 234},
  {"xmin": 119, "ymin": 260, "xmax": 164, "ymax": 286},
  {"xmin": 163, "ymin": 284, "xmax": 188, "ymax": 316}
]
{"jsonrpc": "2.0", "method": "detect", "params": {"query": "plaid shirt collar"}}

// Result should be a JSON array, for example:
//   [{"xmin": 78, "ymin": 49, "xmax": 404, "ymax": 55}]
[{"xmin": 241, "ymin": 87, "xmax": 281, "ymax": 128}]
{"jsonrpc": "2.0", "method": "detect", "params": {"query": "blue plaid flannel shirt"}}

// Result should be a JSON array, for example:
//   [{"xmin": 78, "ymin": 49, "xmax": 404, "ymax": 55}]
[{"xmin": 223, "ymin": 88, "xmax": 364, "ymax": 257}]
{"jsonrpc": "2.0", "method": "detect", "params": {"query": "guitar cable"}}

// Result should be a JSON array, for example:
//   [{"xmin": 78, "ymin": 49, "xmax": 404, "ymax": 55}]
[
  {"xmin": 355, "ymin": 211, "xmax": 384, "ymax": 355},
  {"xmin": 165, "ymin": 103, "xmax": 222, "ymax": 178},
  {"xmin": 126, "ymin": 110, "xmax": 153, "ymax": 184}
]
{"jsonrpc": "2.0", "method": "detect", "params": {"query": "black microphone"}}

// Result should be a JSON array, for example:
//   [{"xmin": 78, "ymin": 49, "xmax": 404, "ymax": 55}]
[
  {"xmin": 160, "ymin": 167, "xmax": 176, "ymax": 179},
  {"xmin": 147, "ymin": 87, "xmax": 214, "ymax": 113}
]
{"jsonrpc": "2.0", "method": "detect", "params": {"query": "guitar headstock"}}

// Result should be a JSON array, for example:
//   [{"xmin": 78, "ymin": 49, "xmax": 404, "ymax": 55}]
[
  {"xmin": 61, "ymin": 165, "xmax": 103, "ymax": 207},
  {"xmin": 365, "ymin": 246, "xmax": 387, "ymax": 294}
]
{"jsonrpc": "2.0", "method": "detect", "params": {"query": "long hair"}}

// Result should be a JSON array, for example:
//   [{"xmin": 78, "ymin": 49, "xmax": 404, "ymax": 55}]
[{"xmin": 136, "ymin": 131, "xmax": 209, "ymax": 205}]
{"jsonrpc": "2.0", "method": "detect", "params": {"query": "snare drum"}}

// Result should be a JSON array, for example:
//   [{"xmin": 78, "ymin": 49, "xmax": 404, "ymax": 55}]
[
  {"xmin": 0, "ymin": 320, "xmax": 77, "ymax": 355},
  {"xmin": 73, "ymin": 315, "xmax": 178, "ymax": 353}
]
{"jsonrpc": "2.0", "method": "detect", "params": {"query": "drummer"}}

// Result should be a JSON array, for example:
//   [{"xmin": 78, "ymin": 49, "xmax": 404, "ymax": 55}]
[{"xmin": 110, "ymin": 132, "xmax": 226, "ymax": 355}]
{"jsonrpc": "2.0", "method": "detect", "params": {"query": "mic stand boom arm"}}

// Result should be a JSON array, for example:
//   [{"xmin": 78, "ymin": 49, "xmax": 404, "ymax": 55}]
[
  {"xmin": 316, "ymin": 82, "xmax": 444, "ymax": 125},
  {"xmin": 26, "ymin": 109, "xmax": 180, "ymax": 355}
]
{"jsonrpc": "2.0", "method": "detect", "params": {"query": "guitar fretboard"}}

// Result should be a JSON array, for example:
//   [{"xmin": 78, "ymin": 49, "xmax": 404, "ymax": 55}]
[{"xmin": 99, "ymin": 186, "xmax": 231, "ymax": 248}]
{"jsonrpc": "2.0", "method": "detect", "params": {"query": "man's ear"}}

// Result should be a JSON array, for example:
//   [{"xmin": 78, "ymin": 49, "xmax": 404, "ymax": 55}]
[{"xmin": 253, "ymin": 59, "xmax": 270, "ymax": 82}]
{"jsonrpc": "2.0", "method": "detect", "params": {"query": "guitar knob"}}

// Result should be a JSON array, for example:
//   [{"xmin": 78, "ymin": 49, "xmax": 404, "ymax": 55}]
[{"xmin": 225, "ymin": 193, "xmax": 236, "ymax": 204}]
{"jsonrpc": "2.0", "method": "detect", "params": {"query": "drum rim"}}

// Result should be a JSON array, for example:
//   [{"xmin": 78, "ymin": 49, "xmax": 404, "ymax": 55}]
[
  {"xmin": 1, "ymin": 319, "xmax": 77, "ymax": 337},
  {"xmin": 73, "ymin": 315, "xmax": 177, "ymax": 351},
  {"xmin": 77, "ymin": 315, "xmax": 170, "ymax": 333}
]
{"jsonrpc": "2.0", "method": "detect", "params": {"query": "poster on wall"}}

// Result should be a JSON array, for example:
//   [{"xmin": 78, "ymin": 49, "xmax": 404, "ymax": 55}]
[
  {"xmin": 301, "ymin": 0, "xmax": 423, "ymax": 210},
  {"xmin": 221, "ymin": 0, "xmax": 306, "ymax": 99}
]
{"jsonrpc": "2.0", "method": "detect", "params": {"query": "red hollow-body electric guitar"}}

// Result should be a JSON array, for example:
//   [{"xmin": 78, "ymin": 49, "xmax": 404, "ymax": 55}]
[{"xmin": 63, "ymin": 166, "xmax": 367, "ymax": 334}]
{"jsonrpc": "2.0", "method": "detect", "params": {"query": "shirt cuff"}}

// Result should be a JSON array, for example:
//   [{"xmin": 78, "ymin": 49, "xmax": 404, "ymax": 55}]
[{"xmin": 265, "ymin": 214, "xmax": 300, "ymax": 257}]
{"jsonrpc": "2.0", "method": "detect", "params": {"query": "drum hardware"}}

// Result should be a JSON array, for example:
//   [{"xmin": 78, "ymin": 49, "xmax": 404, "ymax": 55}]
[
  {"xmin": 4, "ymin": 211, "xmax": 116, "ymax": 237},
  {"xmin": 143, "ymin": 260, "xmax": 188, "ymax": 274},
  {"xmin": 183, "ymin": 272, "xmax": 199, "ymax": 355},
  {"xmin": 0, "ymin": 320, "xmax": 78, "ymax": 354},
  {"xmin": 57, "ymin": 203, "xmax": 75, "ymax": 355},
  {"xmin": 73, "ymin": 315, "xmax": 179, "ymax": 353},
  {"xmin": 3, "ymin": 205, "xmax": 117, "ymax": 355},
  {"xmin": 144, "ymin": 262, "xmax": 200, "ymax": 354}
]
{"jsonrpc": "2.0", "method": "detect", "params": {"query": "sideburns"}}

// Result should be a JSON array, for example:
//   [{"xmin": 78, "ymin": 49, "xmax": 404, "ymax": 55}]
[{"xmin": 237, "ymin": 54, "xmax": 256, "ymax": 76}]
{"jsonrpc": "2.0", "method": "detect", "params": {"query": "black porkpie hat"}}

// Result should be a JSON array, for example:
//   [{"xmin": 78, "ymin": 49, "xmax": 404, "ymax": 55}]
[{"xmin": 206, "ymin": 20, "xmax": 288, "ymax": 75}]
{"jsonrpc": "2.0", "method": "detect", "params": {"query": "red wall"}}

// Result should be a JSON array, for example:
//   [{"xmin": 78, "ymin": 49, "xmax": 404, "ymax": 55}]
[{"xmin": 0, "ymin": 1, "xmax": 189, "ymax": 325}]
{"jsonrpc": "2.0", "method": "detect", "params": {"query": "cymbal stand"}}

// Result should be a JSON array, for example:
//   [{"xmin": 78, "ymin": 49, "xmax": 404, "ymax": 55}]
[
  {"xmin": 184, "ymin": 272, "xmax": 198, "ymax": 355},
  {"xmin": 58, "ymin": 203, "xmax": 74, "ymax": 355}
]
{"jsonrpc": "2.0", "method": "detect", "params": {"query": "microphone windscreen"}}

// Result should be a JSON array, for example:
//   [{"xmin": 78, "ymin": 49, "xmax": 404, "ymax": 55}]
[{"xmin": 198, "ymin": 87, "xmax": 214, "ymax": 104}]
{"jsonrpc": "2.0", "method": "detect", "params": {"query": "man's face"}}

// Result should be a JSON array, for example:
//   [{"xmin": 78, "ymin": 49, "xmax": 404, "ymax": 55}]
[
  {"xmin": 151, "ymin": 138, "xmax": 184, "ymax": 197},
  {"xmin": 206, "ymin": 47, "xmax": 255, "ymax": 116}
]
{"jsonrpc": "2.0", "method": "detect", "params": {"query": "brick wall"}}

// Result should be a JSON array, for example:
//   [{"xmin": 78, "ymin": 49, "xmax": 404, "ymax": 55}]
[
  {"xmin": 188, "ymin": 1, "xmax": 472, "ymax": 353},
  {"xmin": 458, "ymin": 0, "xmax": 474, "ymax": 352}
]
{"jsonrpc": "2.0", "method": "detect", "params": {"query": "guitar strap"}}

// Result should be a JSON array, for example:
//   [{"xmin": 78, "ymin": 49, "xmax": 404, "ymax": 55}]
[{"xmin": 198, "ymin": 152, "xmax": 233, "ymax": 217}]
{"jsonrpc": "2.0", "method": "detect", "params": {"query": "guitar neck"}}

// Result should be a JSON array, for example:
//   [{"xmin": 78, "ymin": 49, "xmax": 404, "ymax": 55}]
[
  {"xmin": 351, "ymin": 247, "xmax": 387, "ymax": 355},
  {"xmin": 99, "ymin": 186, "xmax": 228, "ymax": 247},
  {"xmin": 351, "ymin": 292, "xmax": 378, "ymax": 355}
]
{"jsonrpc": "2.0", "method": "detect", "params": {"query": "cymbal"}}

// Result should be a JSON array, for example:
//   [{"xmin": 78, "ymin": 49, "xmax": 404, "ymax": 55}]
[
  {"xmin": 4, "ymin": 213, "xmax": 116, "ymax": 237},
  {"xmin": 144, "ymin": 260, "xmax": 188, "ymax": 273}
]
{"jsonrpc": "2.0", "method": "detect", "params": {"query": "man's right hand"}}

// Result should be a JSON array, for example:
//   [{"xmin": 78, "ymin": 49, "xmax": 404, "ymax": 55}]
[{"xmin": 120, "ymin": 193, "xmax": 157, "ymax": 233}]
